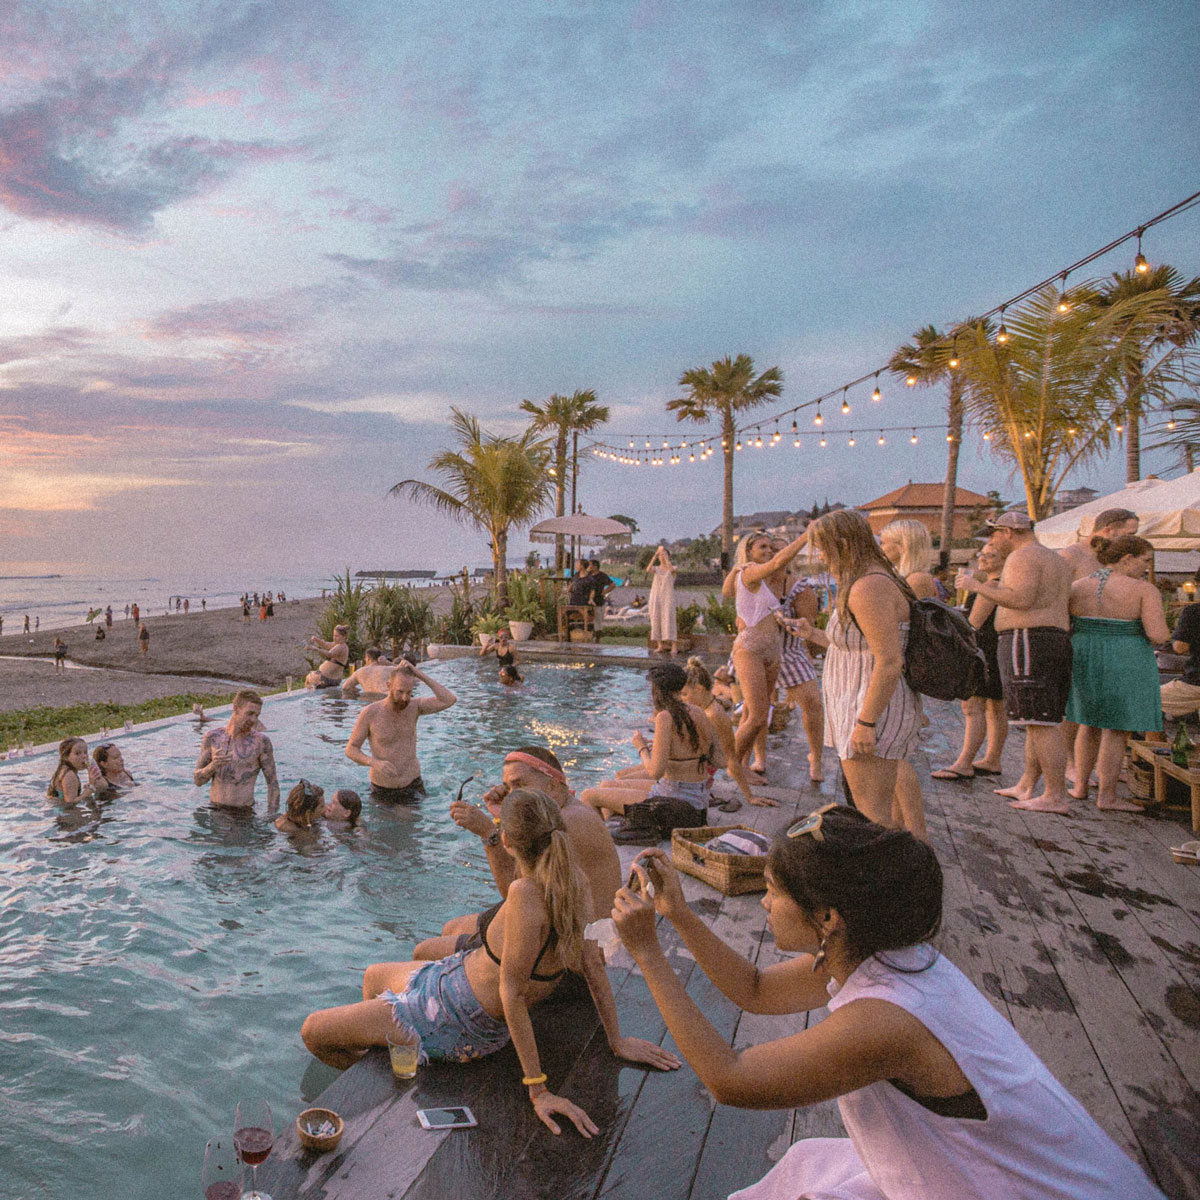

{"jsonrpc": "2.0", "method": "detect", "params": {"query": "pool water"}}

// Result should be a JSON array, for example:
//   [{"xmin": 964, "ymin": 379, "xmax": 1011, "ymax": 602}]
[{"xmin": 0, "ymin": 658, "xmax": 643, "ymax": 1200}]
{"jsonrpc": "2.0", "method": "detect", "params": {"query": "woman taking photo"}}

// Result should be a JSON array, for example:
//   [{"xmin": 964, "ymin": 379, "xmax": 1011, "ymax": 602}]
[
  {"xmin": 580, "ymin": 662, "xmax": 720, "ymax": 819},
  {"xmin": 796, "ymin": 510, "xmax": 922, "ymax": 825},
  {"xmin": 646, "ymin": 544, "xmax": 678, "ymax": 655},
  {"xmin": 612, "ymin": 806, "xmax": 1165, "ymax": 1199},
  {"xmin": 302, "ymin": 788, "xmax": 678, "ymax": 1136},
  {"xmin": 723, "ymin": 531, "xmax": 807, "ymax": 776},
  {"xmin": 1065, "ymin": 534, "xmax": 1168, "ymax": 812},
  {"xmin": 932, "ymin": 544, "xmax": 1009, "ymax": 781}
]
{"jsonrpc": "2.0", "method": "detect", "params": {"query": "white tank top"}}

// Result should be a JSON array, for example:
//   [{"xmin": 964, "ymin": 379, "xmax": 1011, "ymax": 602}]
[
  {"xmin": 824, "ymin": 947, "xmax": 1164, "ymax": 1199},
  {"xmin": 735, "ymin": 569, "xmax": 781, "ymax": 628}
]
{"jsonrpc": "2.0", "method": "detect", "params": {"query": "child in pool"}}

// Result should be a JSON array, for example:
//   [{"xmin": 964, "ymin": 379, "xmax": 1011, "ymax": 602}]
[
  {"xmin": 47, "ymin": 737, "xmax": 94, "ymax": 805},
  {"xmin": 275, "ymin": 780, "xmax": 325, "ymax": 833},
  {"xmin": 323, "ymin": 788, "xmax": 363, "ymax": 828}
]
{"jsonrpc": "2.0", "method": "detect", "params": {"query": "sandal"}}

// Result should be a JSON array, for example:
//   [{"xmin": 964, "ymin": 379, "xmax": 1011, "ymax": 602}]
[
  {"xmin": 712, "ymin": 796, "xmax": 742, "ymax": 813},
  {"xmin": 931, "ymin": 767, "xmax": 975, "ymax": 781},
  {"xmin": 1170, "ymin": 841, "xmax": 1200, "ymax": 864},
  {"xmin": 970, "ymin": 765, "xmax": 1002, "ymax": 776}
]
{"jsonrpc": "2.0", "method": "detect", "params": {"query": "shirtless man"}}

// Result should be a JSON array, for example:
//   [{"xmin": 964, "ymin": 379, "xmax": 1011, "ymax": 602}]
[
  {"xmin": 306, "ymin": 624, "xmax": 350, "ymax": 689},
  {"xmin": 193, "ymin": 690, "xmax": 280, "ymax": 813},
  {"xmin": 1058, "ymin": 508, "xmax": 1139, "ymax": 581},
  {"xmin": 957, "ymin": 511, "xmax": 1074, "ymax": 814},
  {"xmin": 413, "ymin": 744, "xmax": 622, "ymax": 962},
  {"xmin": 345, "ymin": 664, "xmax": 457, "ymax": 804},
  {"xmin": 341, "ymin": 646, "xmax": 393, "ymax": 696}
]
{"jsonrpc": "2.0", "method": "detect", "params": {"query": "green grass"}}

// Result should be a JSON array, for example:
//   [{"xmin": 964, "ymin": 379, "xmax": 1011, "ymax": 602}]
[{"xmin": 0, "ymin": 691, "xmax": 239, "ymax": 750}]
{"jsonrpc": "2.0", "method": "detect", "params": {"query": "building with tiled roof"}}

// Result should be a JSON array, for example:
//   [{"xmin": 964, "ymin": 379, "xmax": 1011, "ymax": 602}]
[{"xmin": 859, "ymin": 482, "xmax": 994, "ymax": 539}]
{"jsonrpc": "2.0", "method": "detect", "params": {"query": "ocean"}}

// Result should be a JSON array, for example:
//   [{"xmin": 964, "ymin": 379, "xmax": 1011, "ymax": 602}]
[{"xmin": 0, "ymin": 572, "xmax": 331, "ymax": 633}]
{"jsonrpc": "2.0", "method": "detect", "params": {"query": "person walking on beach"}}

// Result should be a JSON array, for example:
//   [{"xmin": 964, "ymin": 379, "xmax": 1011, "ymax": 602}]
[
  {"xmin": 138, "ymin": 623, "xmax": 150, "ymax": 655},
  {"xmin": 131, "ymin": 602, "xmax": 139, "ymax": 626},
  {"xmin": 23, "ymin": 614, "xmax": 30, "ymax": 633},
  {"xmin": 345, "ymin": 663, "xmax": 457, "ymax": 804},
  {"xmin": 956, "ymin": 511, "xmax": 1074, "ymax": 814},
  {"xmin": 193, "ymin": 690, "xmax": 280, "ymax": 813},
  {"xmin": 104, "ymin": 606, "xmax": 112, "ymax": 628},
  {"xmin": 53, "ymin": 636, "xmax": 67, "ymax": 674}
]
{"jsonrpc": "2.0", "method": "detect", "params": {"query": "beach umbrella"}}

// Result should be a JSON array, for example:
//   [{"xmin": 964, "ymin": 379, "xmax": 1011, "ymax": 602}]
[
  {"xmin": 528, "ymin": 513, "xmax": 633, "ymax": 546},
  {"xmin": 1033, "ymin": 478, "xmax": 1167, "ymax": 549},
  {"xmin": 1122, "ymin": 468, "xmax": 1200, "ymax": 550}
]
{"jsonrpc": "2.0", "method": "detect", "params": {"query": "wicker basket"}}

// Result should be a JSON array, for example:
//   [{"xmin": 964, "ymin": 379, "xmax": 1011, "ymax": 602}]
[
  {"xmin": 671, "ymin": 825, "xmax": 768, "ymax": 895},
  {"xmin": 1127, "ymin": 759, "xmax": 1156, "ymax": 802}
]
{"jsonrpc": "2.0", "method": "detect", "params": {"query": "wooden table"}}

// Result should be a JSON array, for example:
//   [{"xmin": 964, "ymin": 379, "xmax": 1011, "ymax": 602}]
[
  {"xmin": 1129, "ymin": 740, "xmax": 1200, "ymax": 832},
  {"xmin": 557, "ymin": 604, "xmax": 597, "ymax": 643}
]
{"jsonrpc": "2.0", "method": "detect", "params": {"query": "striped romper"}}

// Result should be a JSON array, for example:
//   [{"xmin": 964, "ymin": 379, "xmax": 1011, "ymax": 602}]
[
  {"xmin": 822, "ymin": 608, "xmax": 923, "ymax": 761},
  {"xmin": 778, "ymin": 580, "xmax": 818, "ymax": 689}
]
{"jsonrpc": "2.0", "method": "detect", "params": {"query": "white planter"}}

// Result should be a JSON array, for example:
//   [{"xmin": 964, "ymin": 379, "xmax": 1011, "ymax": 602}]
[
  {"xmin": 476, "ymin": 632, "xmax": 494, "ymax": 650},
  {"xmin": 426, "ymin": 643, "xmax": 443, "ymax": 659},
  {"xmin": 508, "ymin": 620, "xmax": 534, "ymax": 642}
]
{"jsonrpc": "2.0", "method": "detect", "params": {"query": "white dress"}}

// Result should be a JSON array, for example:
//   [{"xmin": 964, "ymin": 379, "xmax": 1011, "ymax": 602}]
[
  {"xmin": 822, "ymin": 609, "xmax": 922, "ymax": 761},
  {"xmin": 648, "ymin": 565, "xmax": 676, "ymax": 641},
  {"xmin": 732, "ymin": 947, "xmax": 1165, "ymax": 1200}
]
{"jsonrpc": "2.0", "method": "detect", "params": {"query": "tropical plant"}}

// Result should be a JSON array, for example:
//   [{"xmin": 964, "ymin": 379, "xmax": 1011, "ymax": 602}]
[
  {"xmin": 1094, "ymin": 264, "xmax": 1200, "ymax": 481},
  {"xmin": 956, "ymin": 281, "xmax": 1192, "ymax": 519},
  {"xmin": 316, "ymin": 569, "xmax": 366, "ymax": 662},
  {"xmin": 888, "ymin": 322, "xmax": 975, "ymax": 568},
  {"xmin": 704, "ymin": 592, "xmax": 738, "ymax": 634},
  {"xmin": 435, "ymin": 575, "xmax": 482, "ymax": 646},
  {"xmin": 519, "ymin": 390, "xmax": 610, "ymax": 571},
  {"xmin": 667, "ymin": 354, "xmax": 783, "ymax": 569},
  {"xmin": 501, "ymin": 570, "xmax": 548, "ymax": 631},
  {"xmin": 363, "ymin": 584, "xmax": 434, "ymax": 660},
  {"xmin": 470, "ymin": 611, "xmax": 508, "ymax": 638},
  {"xmin": 390, "ymin": 409, "xmax": 552, "ymax": 606},
  {"xmin": 608, "ymin": 514, "xmax": 639, "ymax": 534},
  {"xmin": 676, "ymin": 602, "xmax": 701, "ymax": 637}
]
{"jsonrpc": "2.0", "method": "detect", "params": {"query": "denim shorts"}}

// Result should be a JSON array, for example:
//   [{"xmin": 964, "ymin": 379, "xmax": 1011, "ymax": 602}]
[
  {"xmin": 378, "ymin": 950, "xmax": 510, "ymax": 1064},
  {"xmin": 648, "ymin": 776, "xmax": 712, "ymax": 809}
]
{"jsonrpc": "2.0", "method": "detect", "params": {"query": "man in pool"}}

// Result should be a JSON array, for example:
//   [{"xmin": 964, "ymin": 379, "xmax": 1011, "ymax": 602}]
[
  {"xmin": 345, "ymin": 663, "xmax": 457, "ymax": 804},
  {"xmin": 193, "ymin": 689, "xmax": 280, "ymax": 814},
  {"xmin": 413, "ymin": 744, "xmax": 622, "ymax": 961},
  {"xmin": 340, "ymin": 646, "xmax": 393, "ymax": 697}
]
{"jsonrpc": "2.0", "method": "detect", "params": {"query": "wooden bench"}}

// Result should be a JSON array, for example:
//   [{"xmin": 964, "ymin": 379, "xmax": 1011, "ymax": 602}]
[{"xmin": 1129, "ymin": 741, "xmax": 1200, "ymax": 831}]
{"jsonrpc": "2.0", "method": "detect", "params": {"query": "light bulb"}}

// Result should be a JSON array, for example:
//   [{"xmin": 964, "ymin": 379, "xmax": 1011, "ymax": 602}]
[
  {"xmin": 755, "ymin": 434, "xmax": 763, "ymax": 447},
  {"xmin": 793, "ymin": 437, "xmax": 801, "ymax": 447},
  {"xmin": 819, "ymin": 436, "xmax": 827, "ymax": 447},
  {"xmin": 848, "ymin": 434, "xmax": 856, "ymax": 446},
  {"xmin": 841, "ymin": 397, "xmax": 851, "ymax": 415},
  {"xmin": 1135, "ymin": 252, "xmax": 1149, "ymax": 274},
  {"xmin": 629, "ymin": 439, "xmax": 634, "ymax": 448},
  {"xmin": 948, "ymin": 340, "xmax": 959, "ymax": 369},
  {"xmin": 946, "ymin": 433, "xmax": 953, "ymax": 442},
  {"xmin": 1067, "ymin": 427, "xmax": 1076, "ymax": 436},
  {"xmin": 645, "ymin": 439, "xmax": 651, "ymax": 448},
  {"xmin": 872, "ymin": 383, "xmax": 881, "ymax": 402},
  {"xmin": 1168, "ymin": 419, "xmax": 1177, "ymax": 430},
  {"xmin": 910, "ymin": 431, "xmax": 918, "ymax": 444},
  {"xmin": 877, "ymin": 434, "xmax": 886, "ymax": 445},
  {"xmin": 997, "ymin": 322, "xmax": 1009, "ymax": 344},
  {"xmin": 791, "ymin": 420, "xmax": 798, "ymax": 433},
  {"xmin": 906, "ymin": 374, "xmax": 916, "ymax": 387},
  {"xmin": 689, "ymin": 452, "xmax": 695, "ymax": 461},
  {"xmin": 736, "ymin": 439, "xmax": 743, "ymax": 450},
  {"xmin": 1024, "ymin": 430, "xmax": 1033, "ymax": 439},
  {"xmin": 983, "ymin": 432, "xmax": 991, "ymax": 441},
  {"xmin": 1057, "ymin": 275, "xmax": 1071, "ymax": 313},
  {"xmin": 814, "ymin": 408, "xmax": 823, "ymax": 426},
  {"xmin": 1115, "ymin": 422, "xmax": 1124, "ymax": 434}
]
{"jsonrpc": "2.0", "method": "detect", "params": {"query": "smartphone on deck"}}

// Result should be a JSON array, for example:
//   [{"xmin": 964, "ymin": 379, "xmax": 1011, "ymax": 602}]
[{"xmin": 416, "ymin": 1106, "xmax": 477, "ymax": 1131}]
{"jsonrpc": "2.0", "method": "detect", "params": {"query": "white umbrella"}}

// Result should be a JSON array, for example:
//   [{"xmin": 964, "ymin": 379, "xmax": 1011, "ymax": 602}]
[
  {"xmin": 1122, "ymin": 468, "xmax": 1200, "ymax": 549},
  {"xmin": 528, "ymin": 512, "xmax": 633, "ymax": 546},
  {"xmin": 1034, "ymin": 478, "xmax": 1167, "ymax": 549}
]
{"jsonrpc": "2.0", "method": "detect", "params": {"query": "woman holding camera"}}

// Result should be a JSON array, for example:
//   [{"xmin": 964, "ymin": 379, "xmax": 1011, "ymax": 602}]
[
  {"xmin": 612, "ymin": 805, "xmax": 1164, "ymax": 1198},
  {"xmin": 301, "ymin": 788, "xmax": 678, "ymax": 1136}
]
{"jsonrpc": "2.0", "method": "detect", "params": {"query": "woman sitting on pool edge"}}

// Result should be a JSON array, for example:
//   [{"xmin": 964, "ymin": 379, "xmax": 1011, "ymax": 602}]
[
  {"xmin": 301, "ymin": 788, "xmax": 680, "ymax": 1136},
  {"xmin": 610, "ymin": 806, "xmax": 1165, "ymax": 1199}
]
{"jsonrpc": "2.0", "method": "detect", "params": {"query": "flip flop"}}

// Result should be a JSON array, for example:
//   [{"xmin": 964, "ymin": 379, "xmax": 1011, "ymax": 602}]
[
  {"xmin": 712, "ymin": 796, "xmax": 742, "ymax": 813},
  {"xmin": 931, "ymin": 767, "xmax": 975, "ymax": 781},
  {"xmin": 970, "ymin": 765, "xmax": 1002, "ymax": 776},
  {"xmin": 1170, "ymin": 840, "xmax": 1200, "ymax": 864}
]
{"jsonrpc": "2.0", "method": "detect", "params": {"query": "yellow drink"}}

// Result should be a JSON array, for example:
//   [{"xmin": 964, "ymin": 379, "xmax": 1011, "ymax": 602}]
[{"xmin": 386, "ymin": 1023, "xmax": 420, "ymax": 1079}]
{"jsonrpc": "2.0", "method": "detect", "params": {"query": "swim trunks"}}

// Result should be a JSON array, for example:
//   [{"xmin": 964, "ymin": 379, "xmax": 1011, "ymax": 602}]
[
  {"xmin": 370, "ymin": 776, "xmax": 426, "ymax": 805},
  {"xmin": 378, "ymin": 950, "xmax": 510, "ymax": 1063},
  {"xmin": 311, "ymin": 676, "xmax": 339, "ymax": 690},
  {"xmin": 996, "ymin": 627, "xmax": 1073, "ymax": 726}
]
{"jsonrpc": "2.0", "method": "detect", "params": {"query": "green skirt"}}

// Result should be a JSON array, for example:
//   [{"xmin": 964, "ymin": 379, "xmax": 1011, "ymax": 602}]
[{"xmin": 1064, "ymin": 617, "xmax": 1162, "ymax": 733}]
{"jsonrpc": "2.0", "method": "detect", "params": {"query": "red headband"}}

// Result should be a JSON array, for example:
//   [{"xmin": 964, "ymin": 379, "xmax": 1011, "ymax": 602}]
[{"xmin": 504, "ymin": 751, "xmax": 566, "ymax": 784}]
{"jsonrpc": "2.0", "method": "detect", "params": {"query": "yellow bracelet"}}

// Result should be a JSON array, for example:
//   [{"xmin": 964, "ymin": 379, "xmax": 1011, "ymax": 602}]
[
  {"xmin": 522, "ymin": 1073, "xmax": 547, "ymax": 1087},
  {"xmin": 492, "ymin": 816, "xmax": 502, "ymax": 825}
]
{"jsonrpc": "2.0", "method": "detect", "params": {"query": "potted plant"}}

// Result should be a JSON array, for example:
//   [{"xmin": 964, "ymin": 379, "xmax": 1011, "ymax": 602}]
[
  {"xmin": 691, "ymin": 592, "xmax": 737, "ymax": 654},
  {"xmin": 504, "ymin": 598, "xmax": 542, "ymax": 642},
  {"xmin": 674, "ymin": 602, "xmax": 701, "ymax": 652},
  {"xmin": 471, "ymin": 612, "xmax": 507, "ymax": 648}
]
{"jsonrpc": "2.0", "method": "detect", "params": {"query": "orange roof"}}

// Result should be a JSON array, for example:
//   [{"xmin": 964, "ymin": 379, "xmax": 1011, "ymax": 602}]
[{"xmin": 860, "ymin": 482, "xmax": 991, "ymax": 510}]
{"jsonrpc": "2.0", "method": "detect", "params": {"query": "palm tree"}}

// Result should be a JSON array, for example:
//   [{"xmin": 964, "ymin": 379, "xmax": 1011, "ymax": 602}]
[
  {"xmin": 1094, "ymin": 264, "xmax": 1200, "ymax": 481},
  {"xmin": 956, "ymin": 282, "xmax": 1188, "ymax": 519},
  {"xmin": 667, "ymin": 354, "xmax": 783, "ymax": 569},
  {"xmin": 888, "ymin": 324, "xmax": 970, "ymax": 568},
  {"xmin": 389, "ymin": 409, "xmax": 552, "ymax": 606},
  {"xmin": 519, "ymin": 390, "xmax": 610, "ymax": 571}
]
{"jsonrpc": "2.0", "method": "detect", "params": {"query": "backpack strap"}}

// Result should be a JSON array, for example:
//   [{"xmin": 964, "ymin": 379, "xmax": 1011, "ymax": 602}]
[{"xmin": 843, "ymin": 570, "xmax": 915, "ymax": 635}]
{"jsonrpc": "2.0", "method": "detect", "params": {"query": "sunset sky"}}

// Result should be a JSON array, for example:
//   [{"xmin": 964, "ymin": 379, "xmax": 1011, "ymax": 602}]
[{"xmin": 2, "ymin": 0, "xmax": 1198, "ymax": 577}]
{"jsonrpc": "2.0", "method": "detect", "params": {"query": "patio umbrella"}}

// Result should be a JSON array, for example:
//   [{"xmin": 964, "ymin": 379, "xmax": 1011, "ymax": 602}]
[
  {"xmin": 1033, "ymin": 478, "xmax": 1167, "ymax": 549},
  {"xmin": 528, "ymin": 513, "xmax": 633, "ymax": 546}
]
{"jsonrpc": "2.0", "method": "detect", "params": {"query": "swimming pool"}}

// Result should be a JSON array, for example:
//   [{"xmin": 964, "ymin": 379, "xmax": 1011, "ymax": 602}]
[{"xmin": 0, "ymin": 658, "xmax": 643, "ymax": 1200}]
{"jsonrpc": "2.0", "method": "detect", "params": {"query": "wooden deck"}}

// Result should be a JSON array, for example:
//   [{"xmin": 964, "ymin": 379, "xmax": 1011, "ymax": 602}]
[{"xmin": 256, "ymin": 702, "xmax": 1200, "ymax": 1199}]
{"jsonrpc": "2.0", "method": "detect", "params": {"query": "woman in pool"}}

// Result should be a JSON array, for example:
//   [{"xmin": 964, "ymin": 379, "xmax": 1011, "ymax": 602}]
[
  {"xmin": 89, "ymin": 744, "xmax": 135, "ymax": 793},
  {"xmin": 480, "ymin": 628, "xmax": 523, "ymax": 682},
  {"xmin": 301, "ymin": 788, "xmax": 679, "ymax": 1136},
  {"xmin": 47, "ymin": 737, "xmax": 94, "ymax": 805},
  {"xmin": 275, "ymin": 779, "xmax": 325, "ymax": 832},
  {"xmin": 579, "ymin": 662, "xmax": 719, "ymax": 820},
  {"xmin": 723, "ymin": 531, "xmax": 807, "ymax": 777},
  {"xmin": 612, "ymin": 806, "xmax": 1166, "ymax": 1200}
]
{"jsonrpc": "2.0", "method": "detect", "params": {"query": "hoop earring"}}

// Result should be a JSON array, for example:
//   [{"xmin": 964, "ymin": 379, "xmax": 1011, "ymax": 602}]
[{"xmin": 811, "ymin": 935, "xmax": 828, "ymax": 973}]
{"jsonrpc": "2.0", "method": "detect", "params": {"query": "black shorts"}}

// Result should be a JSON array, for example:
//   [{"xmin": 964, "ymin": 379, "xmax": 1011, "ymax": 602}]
[
  {"xmin": 997, "ymin": 627, "xmax": 1073, "ymax": 725},
  {"xmin": 370, "ymin": 776, "xmax": 426, "ymax": 805}
]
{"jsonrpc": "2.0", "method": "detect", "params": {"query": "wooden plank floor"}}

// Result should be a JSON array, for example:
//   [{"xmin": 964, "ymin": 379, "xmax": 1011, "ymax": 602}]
[{"xmin": 256, "ymin": 702, "xmax": 1199, "ymax": 1199}]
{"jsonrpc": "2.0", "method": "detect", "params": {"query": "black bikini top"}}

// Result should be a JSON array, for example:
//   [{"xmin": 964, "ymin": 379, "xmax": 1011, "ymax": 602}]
[
  {"xmin": 479, "ymin": 903, "xmax": 565, "ymax": 983},
  {"xmin": 497, "ymin": 649, "xmax": 515, "ymax": 667}
]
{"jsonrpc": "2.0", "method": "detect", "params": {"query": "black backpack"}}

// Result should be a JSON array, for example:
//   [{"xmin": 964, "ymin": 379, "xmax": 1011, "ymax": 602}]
[
  {"xmin": 847, "ymin": 581, "xmax": 986, "ymax": 702},
  {"xmin": 901, "ymin": 594, "xmax": 988, "ymax": 701}
]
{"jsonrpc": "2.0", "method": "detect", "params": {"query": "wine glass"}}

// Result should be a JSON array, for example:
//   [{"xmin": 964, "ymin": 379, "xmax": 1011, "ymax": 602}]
[
  {"xmin": 233, "ymin": 1098, "xmax": 275, "ymax": 1200},
  {"xmin": 201, "ymin": 1138, "xmax": 245, "ymax": 1200}
]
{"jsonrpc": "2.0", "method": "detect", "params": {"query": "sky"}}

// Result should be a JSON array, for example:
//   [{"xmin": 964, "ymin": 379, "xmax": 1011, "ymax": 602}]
[{"xmin": 1, "ymin": 0, "xmax": 1198, "ymax": 578}]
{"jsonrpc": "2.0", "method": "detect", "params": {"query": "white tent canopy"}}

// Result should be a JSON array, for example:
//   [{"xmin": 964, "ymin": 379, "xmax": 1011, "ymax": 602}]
[
  {"xmin": 1036, "ymin": 470, "xmax": 1200, "ymax": 551},
  {"xmin": 1034, "ymin": 477, "xmax": 1167, "ymax": 549}
]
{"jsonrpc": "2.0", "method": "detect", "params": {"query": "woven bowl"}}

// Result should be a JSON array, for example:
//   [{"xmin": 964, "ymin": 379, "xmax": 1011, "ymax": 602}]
[{"xmin": 297, "ymin": 1107, "xmax": 344, "ymax": 1153}]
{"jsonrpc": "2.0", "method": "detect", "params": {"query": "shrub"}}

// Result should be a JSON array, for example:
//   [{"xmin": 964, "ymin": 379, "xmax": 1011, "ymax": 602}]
[{"xmin": 704, "ymin": 592, "xmax": 738, "ymax": 634}]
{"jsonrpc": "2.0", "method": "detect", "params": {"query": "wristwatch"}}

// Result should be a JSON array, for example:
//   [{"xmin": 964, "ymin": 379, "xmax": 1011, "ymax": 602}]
[{"xmin": 483, "ymin": 828, "xmax": 501, "ymax": 848}]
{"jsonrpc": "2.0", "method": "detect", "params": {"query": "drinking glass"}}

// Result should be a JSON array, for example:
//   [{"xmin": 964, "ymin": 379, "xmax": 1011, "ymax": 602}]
[
  {"xmin": 233, "ymin": 1098, "xmax": 275, "ymax": 1200},
  {"xmin": 201, "ymin": 1137, "xmax": 245, "ymax": 1200},
  {"xmin": 386, "ymin": 1020, "xmax": 420, "ymax": 1080}
]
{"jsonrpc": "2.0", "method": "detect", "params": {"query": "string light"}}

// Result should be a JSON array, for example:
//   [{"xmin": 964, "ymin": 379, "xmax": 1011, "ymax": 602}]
[
  {"xmin": 1057, "ymin": 273, "xmax": 1071, "ymax": 313},
  {"xmin": 1135, "ymin": 229, "xmax": 1149, "ymax": 274},
  {"xmin": 996, "ymin": 308, "xmax": 1009, "ymax": 344},
  {"xmin": 735, "ymin": 438, "xmax": 743, "ymax": 450},
  {"xmin": 819, "ymin": 435, "xmax": 827, "ymax": 447},
  {"xmin": 911, "ymin": 430, "xmax": 919, "ymax": 443},
  {"xmin": 791, "ymin": 420, "xmax": 798, "ymax": 434},
  {"xmin": 877, "ymin": 432, "xmax": 886, "ymax": 445},
  {"xmin": 1168, "ymin": 417, "xmax": 1177, "ymax": 430},
  {"xmin": 793, "ymin": 434, "xmax": 801, "ymax": 447},
  {"xmin": 772, "ymin": 426, "xmax": 781, "ymax": 444},
  {"xmin": 814, "ymin": 404, "xmax": 824, "ymax": 426},
  {"xmin": 847, "ymin": 433, "xmax": 856, "ymax": 446},
  {"xmin": 1114, "ymin": 421, "xmax": 1124, "ymax": 434},
  {"xmin": 906, "ymin": 374, "xmax": 916, "ymax": 387},
  {"xmin": 755, "ymin": 433, "xmax": 763, "ymax": 448},
  {"xmin": 1024, "ymin": 430, "xmax": 1033, "ymax": 439},
  {"xmin": 946, "ymin": 432, "xmax": 954, "ymax": 442},
  {"xmin": 872, "ymin": 373, "xmax": 881, "ymax": 402},
  {"xmin": 948, "ymin": 337, "xmax": 959, "ymax": 369},
  {"xmin": 645, "ymin": 438, "xmax": 651, "ymax": 448},
  {"xmin": 983, "ymin": 431, "xmax": 992, "ymax": 440},
  {"xmin": 841, "ymin": 388, "xmax": 850, "ymax": 415},
  {"xmin": 628, "ymin": 438, "xmax": 634, "ymax": 448}
]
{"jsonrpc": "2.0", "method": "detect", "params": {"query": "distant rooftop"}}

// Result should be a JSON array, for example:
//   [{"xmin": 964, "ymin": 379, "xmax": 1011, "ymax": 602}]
[{"xmin": 861, "ymin": 482, "xmax": 991, "ymax": 510}]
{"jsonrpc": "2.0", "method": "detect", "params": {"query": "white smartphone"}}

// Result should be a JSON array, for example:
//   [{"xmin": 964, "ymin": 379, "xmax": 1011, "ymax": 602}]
[{"xmin": 416, "ymin": 1106, "xmax": 477, "ymax": 1131}]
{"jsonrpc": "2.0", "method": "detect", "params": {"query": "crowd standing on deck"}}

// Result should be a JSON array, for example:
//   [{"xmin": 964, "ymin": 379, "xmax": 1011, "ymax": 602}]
[{"xmin": 36, "ymin": 513, "xmax": 1186, "ymax": 1194}]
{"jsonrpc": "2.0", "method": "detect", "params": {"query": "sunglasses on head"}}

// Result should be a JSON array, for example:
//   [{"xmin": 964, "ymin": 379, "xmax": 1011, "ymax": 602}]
[{"xmin": 786, "ymin": 803, "xmax": 839, "ymax": 842}]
